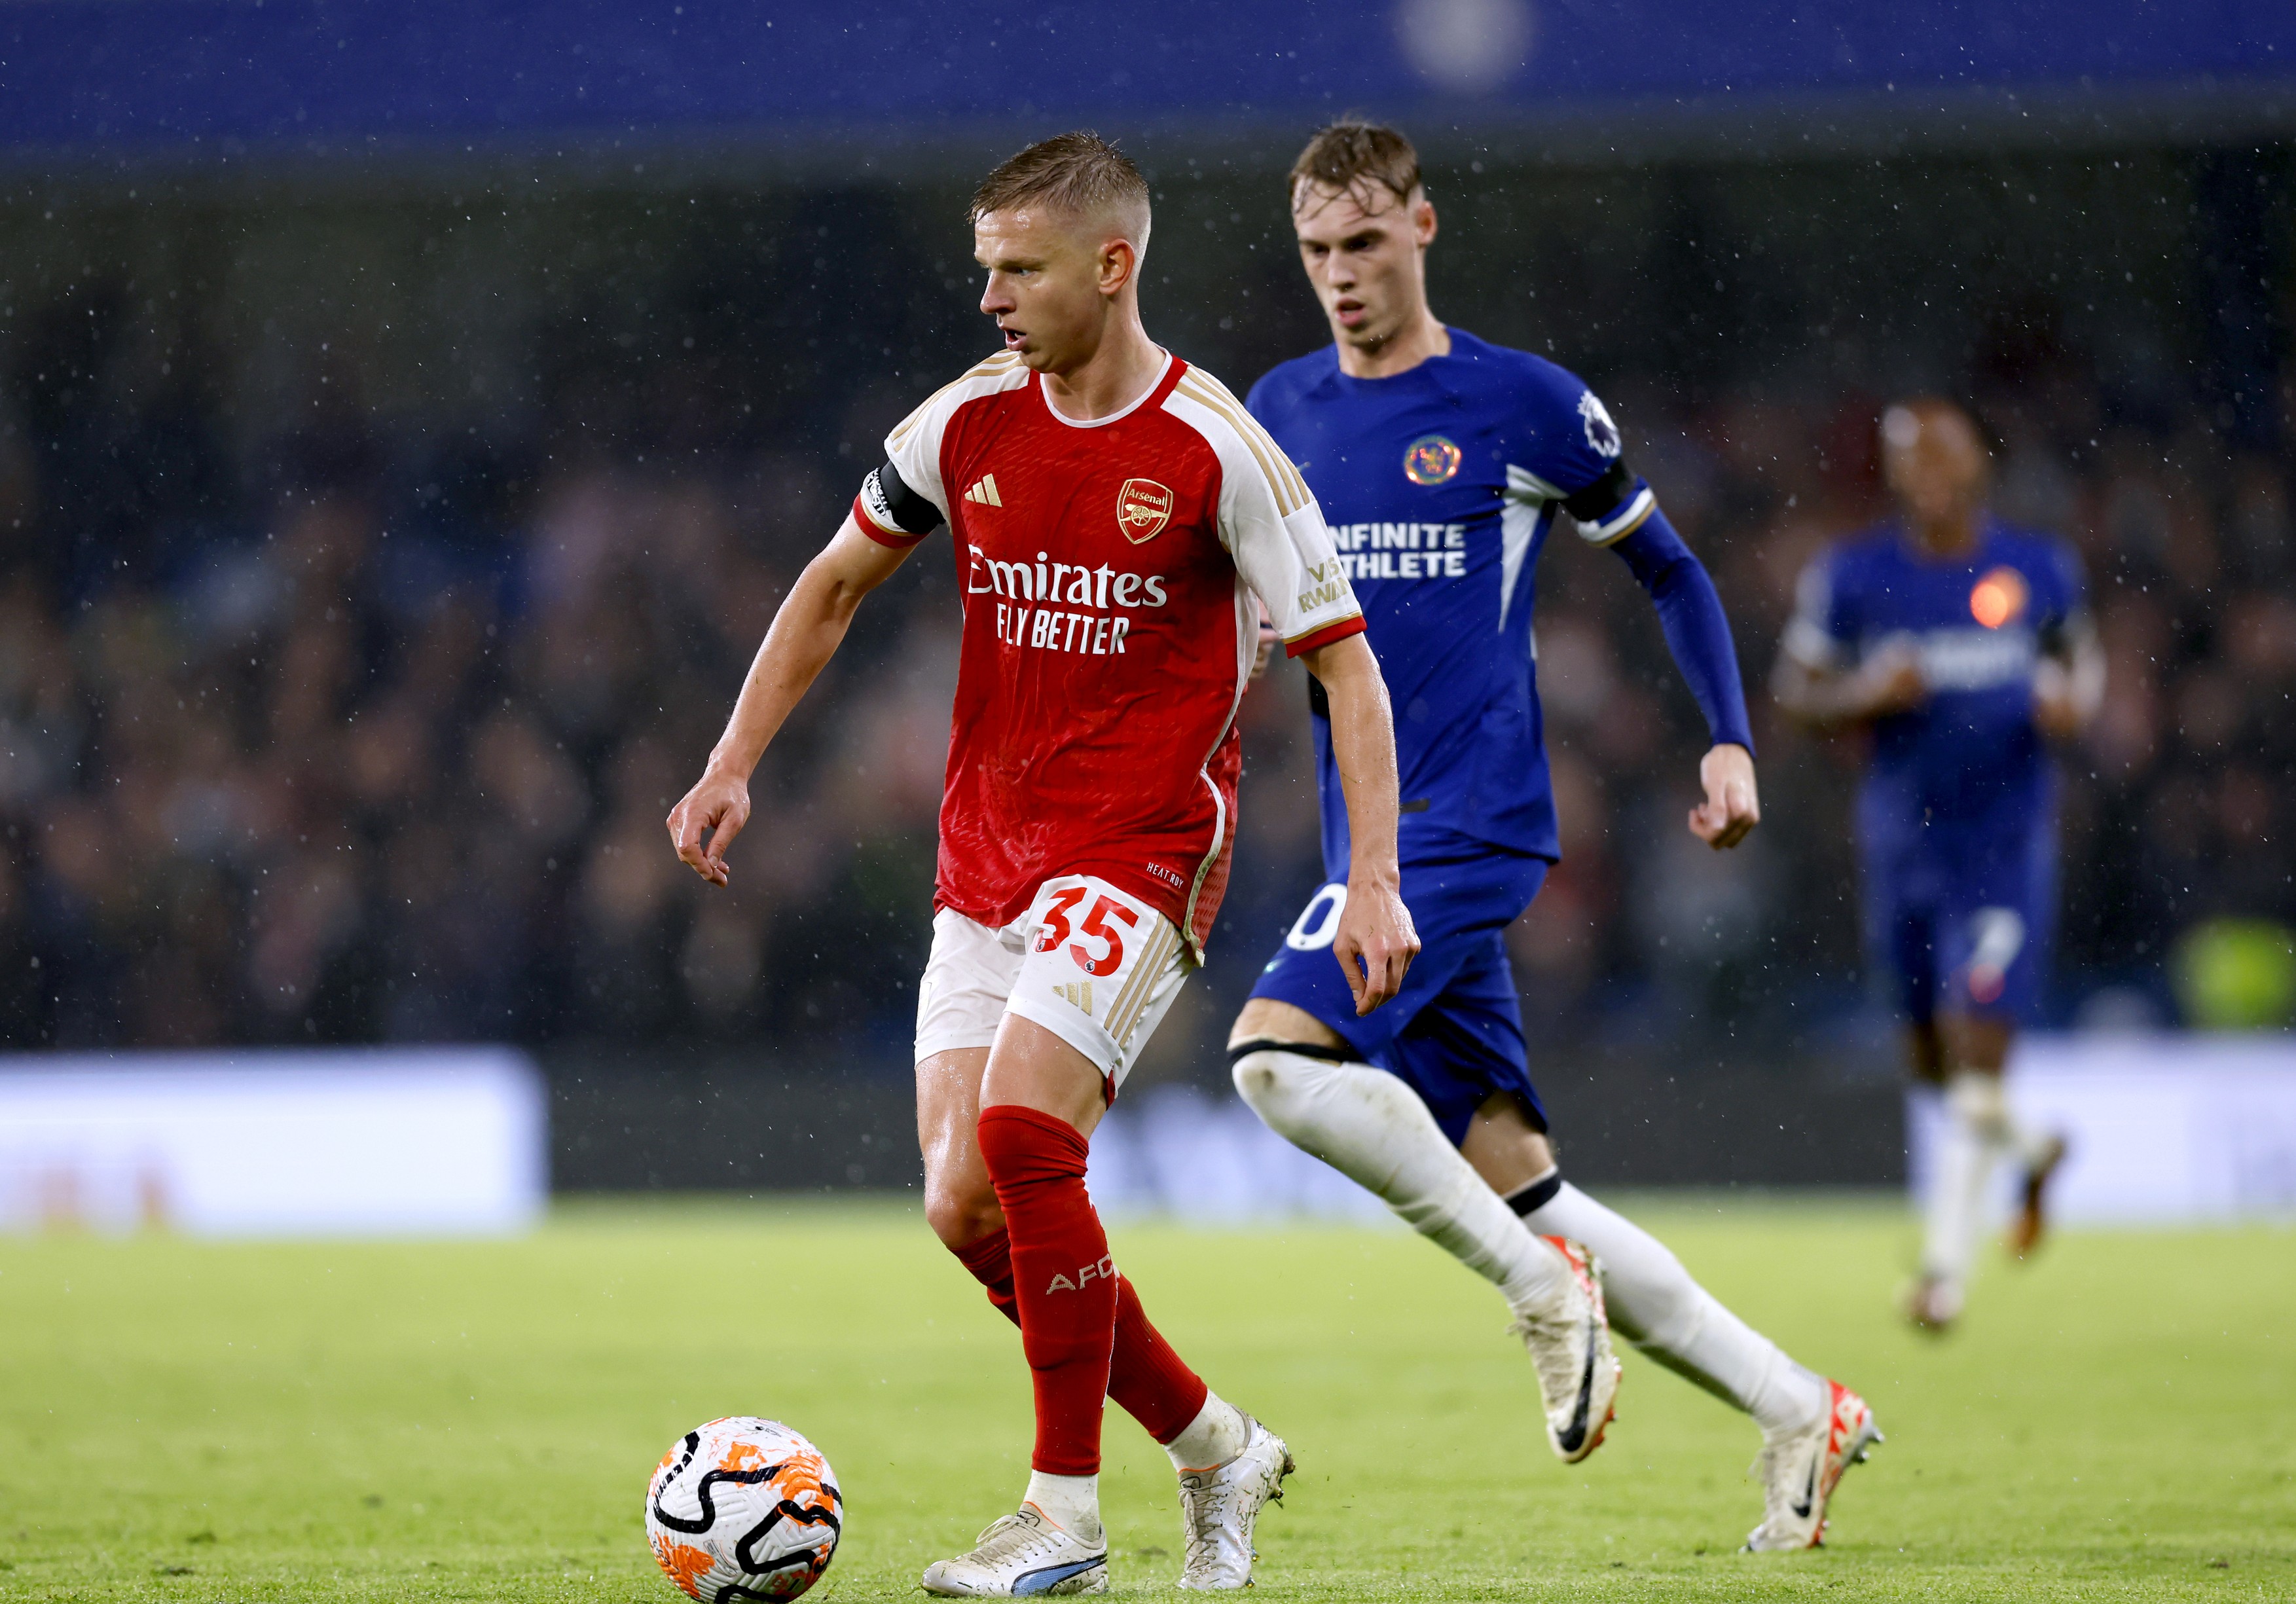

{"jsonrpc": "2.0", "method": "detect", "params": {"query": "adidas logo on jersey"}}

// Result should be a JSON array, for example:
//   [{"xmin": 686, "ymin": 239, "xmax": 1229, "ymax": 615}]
[
  {"xmin": 964, "ymin": 473, "xmax": 1004, "ymax": 507},
  {"xmin": 1052, "ymin": 979, "xmax": 1093, "ymax": 1015},
  {"xmin": 1046, "ymin": 1254, "xmax": 1117, "ymax": 1294}
]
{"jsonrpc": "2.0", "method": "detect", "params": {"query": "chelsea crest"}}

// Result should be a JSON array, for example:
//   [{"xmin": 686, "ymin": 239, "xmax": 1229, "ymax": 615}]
[{"xmin": 1403, "ymin": 435, "xmax": 1462, "ymax": 486}]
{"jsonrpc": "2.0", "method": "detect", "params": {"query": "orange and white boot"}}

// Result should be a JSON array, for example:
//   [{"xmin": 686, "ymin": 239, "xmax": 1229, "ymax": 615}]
[
  {"xmin": 1745, "ymin": 1380, "xmax": 1882, "ymax": 1551},
  {"xmin": 2007, "ymin": 1133, "xmax": 2069, "ymax": 1260},
  {"xmin": 1508, "ymin": 1235, "xmax": 1621, "ymax": 1463}
]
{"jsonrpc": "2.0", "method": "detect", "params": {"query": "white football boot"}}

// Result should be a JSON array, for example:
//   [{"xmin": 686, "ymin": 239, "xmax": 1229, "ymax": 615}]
[
  {"xmin": 1175, "ymin": 1415, "xmax": 1294, "ymax": 1589},
  {"xmin": 1744, "ymin": 1379, "xmax": 1882, "ymax": 1552},
  {"xmin": 1507, "ymin": 1235, "xmax": 1622, "ymax": 1463},
  {"xmin": 1901, "ymin": 1273, "xmax": 1963, "ymax": 1334},
  {"xmin": 920, "ymin": 1504, "xmax": 1108, "ymax": 1597}
]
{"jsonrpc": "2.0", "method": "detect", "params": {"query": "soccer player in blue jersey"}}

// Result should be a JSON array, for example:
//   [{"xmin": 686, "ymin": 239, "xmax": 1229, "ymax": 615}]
[
  {"xmin": 1223, "ymin": 120, "xmax": 1878, "ymax": 1552},
  {"xmin": 1773, "ymin": 398, "xmax": 2102, "ymax": 1333}
]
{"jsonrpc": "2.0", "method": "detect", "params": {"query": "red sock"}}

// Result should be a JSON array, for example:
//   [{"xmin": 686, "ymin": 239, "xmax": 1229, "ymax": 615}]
[
  {"xmin": 1110, "ymin": 1275, "xmax": 1210, "ymax": 1444},
  {"xmin": 975, "ymin": 1104, "xmax": 1117, "ymax": 1476},
  {"xmin": 951, "ymin": 1228, "xmax": 1023, "ymax": 1326},
  {"xmin": 951, "ymin": 1228, "xmax": 1209, "ymax": 1446}
]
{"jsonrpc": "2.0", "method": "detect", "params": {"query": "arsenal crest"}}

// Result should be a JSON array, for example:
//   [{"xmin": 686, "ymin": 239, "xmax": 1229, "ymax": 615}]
[{"xmin": 1117, "ymin": 477, "xmax": 1174, "ymax": 543}]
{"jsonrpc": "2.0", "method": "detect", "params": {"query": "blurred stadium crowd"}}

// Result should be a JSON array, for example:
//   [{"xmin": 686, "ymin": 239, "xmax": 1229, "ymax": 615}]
[{"xmin": 0, "ymin": 160, "xmax": 2289, "ymax": 1072}]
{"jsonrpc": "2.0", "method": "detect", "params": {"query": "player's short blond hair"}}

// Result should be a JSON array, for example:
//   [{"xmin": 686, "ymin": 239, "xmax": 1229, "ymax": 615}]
[
  {"xmin": 1288, "ymin": 119, "xmax": 1422, "ymax": 210},
  {"xmin": 971, "ymin": 132, "xmax": 1151, "ymax": 249}
]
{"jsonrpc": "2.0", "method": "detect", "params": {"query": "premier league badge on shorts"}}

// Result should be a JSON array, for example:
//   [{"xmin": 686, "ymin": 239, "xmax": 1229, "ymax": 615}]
[
  {"xmin": 1403, "ymin": 434, "xmax": 1462, "ymax": 485},
  {"xmin": 1117, "ymin": 477, "xmax": 1174, "ymax": 542}
]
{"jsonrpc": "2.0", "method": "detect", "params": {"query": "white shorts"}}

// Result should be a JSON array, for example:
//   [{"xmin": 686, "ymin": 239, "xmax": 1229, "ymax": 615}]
[{"xmin": 913, "ymin": 874, "xmax": 1196, "ymax": 1097}]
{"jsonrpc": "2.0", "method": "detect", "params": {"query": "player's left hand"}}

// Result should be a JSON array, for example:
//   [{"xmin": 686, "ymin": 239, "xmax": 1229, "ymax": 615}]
[
  {"xmin": 1333, "ymin": 870, "xmax": 1419, "ymax": 1014},
  {"xmin": 1688, "ymin": 742, "xmax": 1760, "ymax": 850},
  {"xmin": 667, "ymin": 763, "xmax": 752, "ymax": 886}
]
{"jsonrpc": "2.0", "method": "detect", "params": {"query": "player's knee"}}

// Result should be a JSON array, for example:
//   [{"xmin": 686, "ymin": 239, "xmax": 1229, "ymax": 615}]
[
  {"xmin": 922, "ymin": 1176, "xmax": 1002, "ymax": 1252},
  {"xmin": 1231, "ymin": 1046, "xmax": 1315, "ymax": 1119},
  {"xmin": 1232, "ymin": 1046, "xmax": 1381, "ymax": 1152},
  {"xmin": 1230, "ymin": 1048, "xmax": 1281, "ymax": 1106}
]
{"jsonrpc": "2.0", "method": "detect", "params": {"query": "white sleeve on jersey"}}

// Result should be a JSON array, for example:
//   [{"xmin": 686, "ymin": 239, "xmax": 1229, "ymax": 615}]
[
  {"xmin": 1165, "ymin": 368, "xmax": 1363, "ymax": 654},
  {"xmin": 881, "ymin": 351, "xmax": 1031, "ymax": 525},
  {"xmin": 1780, "ymin": 556, "xmax": 1846, "ymax": 669}
]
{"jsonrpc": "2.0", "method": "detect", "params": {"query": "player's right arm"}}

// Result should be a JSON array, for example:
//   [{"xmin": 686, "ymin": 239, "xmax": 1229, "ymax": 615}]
[
  {"xmin": 1299, "ymin": 631, "xmax": 1419, "ymax": 1013},
  {"xmin": 1771, "ymin": 646, "xmax": 1927, "ymax": 731},
  {"xmin": 671, "ymin": 363, "xmax": 979, "ymax": 885},
  {"xmin": 1177, "ymin": 366, "xmax": 1417, "ymax": 1010},
  {"xmin": 1769, "ymin": 553, "xmax": 1926, "ymax": 732},
  {"xmin": 2031, "ymin": 540, "xmax": 2104, "ymax": 742},
  {"xmin": 668, "ymin": 514, "xmax": 914, "ymax": 886}
]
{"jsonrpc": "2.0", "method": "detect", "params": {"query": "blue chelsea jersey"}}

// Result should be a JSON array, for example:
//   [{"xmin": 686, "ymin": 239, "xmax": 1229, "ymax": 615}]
[
  {"xmin": 1783, "ymin": 519, "xmax": 2087, "ymax": 853},
  {"xmin": 1247, "ymin": 329, "xmax": 1645, "ymax": 872}
]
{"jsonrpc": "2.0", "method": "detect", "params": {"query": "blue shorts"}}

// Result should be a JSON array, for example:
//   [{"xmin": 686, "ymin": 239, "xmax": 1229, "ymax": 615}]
[
  {"xmin": 1247, "ymin": 833, "xmax": 1550, "ymax": 1145},
  {"xmin": 1865, "ymin": 818, "xmax": 2056, "ymax": 1027}
]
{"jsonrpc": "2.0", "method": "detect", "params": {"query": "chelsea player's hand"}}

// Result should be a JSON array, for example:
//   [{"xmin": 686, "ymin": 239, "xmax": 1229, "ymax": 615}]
[
  {"xmin": 1689, "ymin": 743, "xmax": 1761, "ymax": 850},
  {"xmin": 2031, "ymin": 658, "xmax": 2085, "ymax": 742},
  {"xmin": 1855, "ymin": 639, "xmax": 1930, "ymax": 718},
  {"xmin": 1333, "ymin": 869, "xmax": 1420, "ymax": 1015}
]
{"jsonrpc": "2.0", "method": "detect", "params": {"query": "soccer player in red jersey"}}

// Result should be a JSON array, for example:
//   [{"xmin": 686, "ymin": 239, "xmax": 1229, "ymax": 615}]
[{"xmin": 667, "ymin": 134, "xmax": 1432, "ymax": 1594}]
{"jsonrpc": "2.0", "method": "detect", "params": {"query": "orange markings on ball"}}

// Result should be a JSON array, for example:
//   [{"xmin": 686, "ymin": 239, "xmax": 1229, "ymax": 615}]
[
  {"xmin": 647, "ymin": 1419, "xmax": 843, "ymax": 1602},
  {"xmin": 718, "ymin": 1440, "xmax": 770, "ymax": 1474},
  {"xmin": 651, "ymin": 1535, "xmax": 716, "ymax": 1601},
  {"xmin": 773, "ymin": 1451, "xmax": 833, "ymax": 1501}
]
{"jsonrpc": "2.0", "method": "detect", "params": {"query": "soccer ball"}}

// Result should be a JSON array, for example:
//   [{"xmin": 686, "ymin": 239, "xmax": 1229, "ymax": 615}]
[{"xmin": 645, "ymin": 1417, "xmax": 843, "ymax": 1602}]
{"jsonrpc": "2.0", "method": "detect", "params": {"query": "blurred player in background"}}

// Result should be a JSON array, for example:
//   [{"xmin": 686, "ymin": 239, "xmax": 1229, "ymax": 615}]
[
  {"xmin": 669, "ymin": 132, "xmax": 1480, "ymax": 1596},
  {"xmin": 1225, "ymin": 120, "xmax": 1878, "ymax": 1552},
  {"xmin": 1774, "ymin": 399, "xmax": 2103, "ymax": 1332}
]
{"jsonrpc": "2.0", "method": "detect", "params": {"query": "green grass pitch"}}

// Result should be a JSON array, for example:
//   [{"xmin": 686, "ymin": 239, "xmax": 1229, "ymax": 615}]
[{"xmin": 0, "ymin": 1194, "xmax": 2289, "ymax": 1601}]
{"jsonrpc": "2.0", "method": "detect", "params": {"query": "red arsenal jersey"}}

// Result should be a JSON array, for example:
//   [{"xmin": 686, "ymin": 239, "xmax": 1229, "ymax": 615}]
[{"xmin": 851, "ymin": 350, "xmax": 1364, "ymax": 954}]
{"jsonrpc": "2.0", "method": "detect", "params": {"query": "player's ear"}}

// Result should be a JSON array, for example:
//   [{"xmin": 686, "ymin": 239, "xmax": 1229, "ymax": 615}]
[
  {"xmin": 1414, "ymin": 194, "xmax": 1438, "ymax": 249},
  {"xmin": 1098, "ymin": 236, "xmax": 1139, "ymax": 298}
]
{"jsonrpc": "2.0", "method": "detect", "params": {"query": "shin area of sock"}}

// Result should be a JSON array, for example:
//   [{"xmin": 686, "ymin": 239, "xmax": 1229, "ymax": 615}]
[
  {"xmin": 1233, "ymin": 1048, "xmax": 1565, "ymax": 1309},
  {"xmin": 977, "ymin": 1103, "xmax": 1118, "ymax": 1476},
  {"xmin": 953, "ymin": 1226, "xmax": 1206, "ymax": 1444},
  {"xmin": 951, "ymin": 1227, "xmax": 1022, "ymax": 1327},
  {"xmin": 1108, "ymin": 1273, "xmax": 1210, "ymax": 1444},
  {"xmin": 1518, "ymin": 1178, "xmax": 1825, "ymax": 1432},
  {"xmin": 1924, "ymin": 1112, "xmax": 1995, "ymax": 1282}
]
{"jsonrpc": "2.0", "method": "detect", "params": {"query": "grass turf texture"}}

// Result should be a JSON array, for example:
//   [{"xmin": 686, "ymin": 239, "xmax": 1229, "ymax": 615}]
[{"xmin": 0, "ymin": 1196, "xmax": 2288, "ymax": 1602}]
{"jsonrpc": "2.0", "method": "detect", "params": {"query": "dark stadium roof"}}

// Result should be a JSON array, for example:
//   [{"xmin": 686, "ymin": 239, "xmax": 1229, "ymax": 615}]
[{"xmin": 1, "ymin": 0, "xmax": 2291, "ymax": 179}]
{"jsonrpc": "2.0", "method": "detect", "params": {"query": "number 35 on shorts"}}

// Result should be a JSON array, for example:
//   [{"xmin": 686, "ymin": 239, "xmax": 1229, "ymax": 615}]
[
  {"xmin": 1031, "ymin": 881, "xmax": 1141, "ymax": 976},
  {"xmin": 1015, "ymin": 874, "xmax": 1194, "ymax": 1084}
]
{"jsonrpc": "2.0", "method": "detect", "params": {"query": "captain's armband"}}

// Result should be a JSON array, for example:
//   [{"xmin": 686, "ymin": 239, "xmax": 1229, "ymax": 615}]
[{"xmin": 854, "ymin": 460, "xmax": 944, "ymax": 547}]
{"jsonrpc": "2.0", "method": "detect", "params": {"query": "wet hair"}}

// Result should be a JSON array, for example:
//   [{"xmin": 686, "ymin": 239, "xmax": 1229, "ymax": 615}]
[
  {"xmin": 970, "ymin": 131, "xmax": 1151, "ymax": 247},
  {"xmin": 1288, "ymin": 118, "xmax": 1422, "ymax": 209}
]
